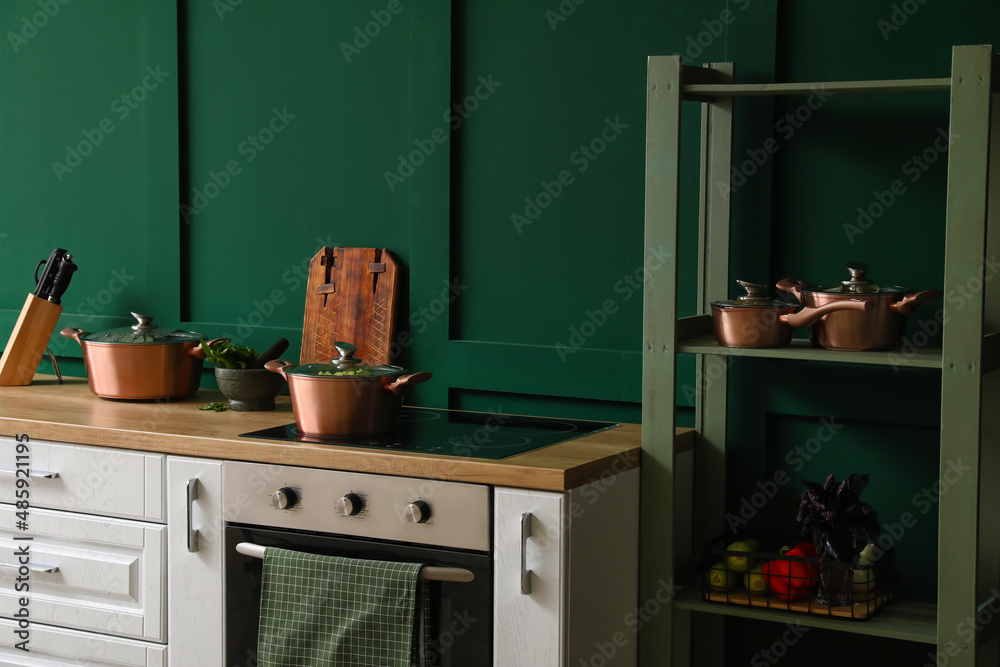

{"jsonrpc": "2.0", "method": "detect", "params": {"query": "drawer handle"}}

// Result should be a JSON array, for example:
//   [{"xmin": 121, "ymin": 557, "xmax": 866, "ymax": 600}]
[
  {"xmin": 520, "ymin": 512, "xmax": 532, "ymax": 595},
  {"xmin": 0, "ymin": 560, "xmax": 59, "ymax": 574},
  {"xmin": 186, "ymin": 478, "xmax": 200, "ymax": 553},
  {"xmin": 0, "ymin": 469, "xmax": 58, "ymax": 479}
]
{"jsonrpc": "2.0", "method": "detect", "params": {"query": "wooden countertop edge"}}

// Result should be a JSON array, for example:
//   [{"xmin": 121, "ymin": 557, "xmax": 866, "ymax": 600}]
[{"xmin": 0, "ymin": 377, "xmax": 695, "ymax": 492}]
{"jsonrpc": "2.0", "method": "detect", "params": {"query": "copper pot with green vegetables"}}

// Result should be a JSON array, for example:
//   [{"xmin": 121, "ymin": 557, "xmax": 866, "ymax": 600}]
[{"xmin": 265, "ymin": 342, "xmax": 432, "ymax": 437}]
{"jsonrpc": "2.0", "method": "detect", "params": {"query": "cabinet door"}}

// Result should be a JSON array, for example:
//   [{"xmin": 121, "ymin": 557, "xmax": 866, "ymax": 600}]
[
  {"xmin": 0, "ymin": 618, "xmax": 166, "ymax": 666},
  {"xmin": 166, "ymin": 457, "xmax": 223, "ymax": 667},
  {"xmin": 0, "ymin": 438, "xmax": 164, "ymax": 522},
  {"xmin": 0, "ymin": 506, "xmax": 166, "ymax": 642},
  {"xmin": 494, "ymin": 487, "xmax": 566, "ymax": 666}
]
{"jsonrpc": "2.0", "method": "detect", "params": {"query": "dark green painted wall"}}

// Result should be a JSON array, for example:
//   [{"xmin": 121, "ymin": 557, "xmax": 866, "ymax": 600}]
[{"xmin": 0, "ymin": 1, "xmax": 996, "ymax": 664}]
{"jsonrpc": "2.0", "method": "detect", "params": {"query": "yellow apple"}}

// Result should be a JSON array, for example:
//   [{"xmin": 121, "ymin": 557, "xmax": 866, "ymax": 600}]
[
  {"xmin": 744, "ymin": 562, "xmax": 768, "ymax": 594},
  {"xmin": 725, "ymin": 539, "xmax": 759, "ymax": 573},
  {"xmin": 706, "ymin": 560, "xmax": 741, "ymax": 590}
]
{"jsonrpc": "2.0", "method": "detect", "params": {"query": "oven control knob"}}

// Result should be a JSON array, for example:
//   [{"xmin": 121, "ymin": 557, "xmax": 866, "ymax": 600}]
[
  {"xmin": 271, "ymin": 487, "xmax": 298, "ymax": 510},
  {"xmin": 404, "ymin": 500, "xmax": 431, "ymax": 524},
  {"xmin": 336, "ymin": 493, "xmax": 364, "ymax": 517}
]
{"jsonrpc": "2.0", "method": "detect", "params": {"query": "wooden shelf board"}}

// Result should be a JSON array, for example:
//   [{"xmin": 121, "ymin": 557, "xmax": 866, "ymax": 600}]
[
  {"xmin": 681, "ymin": 77, "xmax": 951, "ymax": 98},
  {"xmin": 674, "ymin": 588, "xmax": 937, "ymax": 644},
  {"xmin": 677, "ymin": 334, "xmax": 944, "ymax": 369}
]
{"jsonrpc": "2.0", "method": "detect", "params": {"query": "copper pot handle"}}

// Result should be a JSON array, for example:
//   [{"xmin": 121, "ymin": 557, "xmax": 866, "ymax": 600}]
[
  {"xmin": 781, "ymin": 299, "xmax": 874, "ymax": 328},
  {"xmin": 264, "ymin": 359, "xmax": 297, "ymax": 381},
  {"xmin": 891, "ymin": 289, "xmax": 944, "ymax": 316},
  {"xmin": 386, "ymin": 371, "xmax": 433, "ymax": 396},
  {"xmin": 775, "ymin": 278, "xmax": 807, "ymax": 303},
  {"xmin": 189, "ymin": 337, "xmax": 230, "ymax": 360},
  {"xmin": 775, "ymin": 278, "xmax": 806, "ymax": 303},
  {"xmin": 59, "ymin": 327, "xmax": 88, "ymax": 346}
]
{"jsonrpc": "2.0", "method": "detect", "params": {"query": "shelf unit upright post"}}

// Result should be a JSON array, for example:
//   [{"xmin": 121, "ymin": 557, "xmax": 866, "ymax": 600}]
[{"xmin": 641, "ymin": 44, "xmax": 999, "ymax": 666}]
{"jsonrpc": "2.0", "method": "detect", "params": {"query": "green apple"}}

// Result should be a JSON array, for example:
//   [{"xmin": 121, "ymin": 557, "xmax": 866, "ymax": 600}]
[
  {"xmin": 706, "ymin": 560, "xmax": 741, "ymax": 590},
  {"xmin": 744, "ymin": 562, "xmax": 768, "ymax": 594},
  {"xmin": 725, "ymin": 539, "xmax": 759, "ymax": 573}
]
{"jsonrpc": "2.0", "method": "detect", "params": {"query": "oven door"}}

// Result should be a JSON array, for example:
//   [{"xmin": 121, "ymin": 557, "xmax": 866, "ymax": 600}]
[{"xmin": 225, "ymin": 525, "xmax": 493, "ymax": 667}]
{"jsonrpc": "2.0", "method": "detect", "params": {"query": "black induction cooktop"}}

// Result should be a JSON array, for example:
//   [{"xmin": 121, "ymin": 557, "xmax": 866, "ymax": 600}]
[{"xmin": 238, "ymin": 407, "xmax": 619, "ymax": 460}]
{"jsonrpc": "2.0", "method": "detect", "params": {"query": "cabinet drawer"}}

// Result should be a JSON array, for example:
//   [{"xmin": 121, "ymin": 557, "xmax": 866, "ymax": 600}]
[
  {"xmin": 0, "ymin": 618, "xmax": 165, "ymax": 666},
  {"xmin": 0, "ymin": 506, "xmax": 165, "ymax": 643},
  {"xmin": 0, "ymin": 438, "xmax": 164, "ymax": 522}
]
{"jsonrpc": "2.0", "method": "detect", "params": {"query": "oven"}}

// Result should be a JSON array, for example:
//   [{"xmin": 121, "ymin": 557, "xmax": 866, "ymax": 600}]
[
  {"xmin": 224, "ymin": 408, "xmax": 619, "ymax": 666},
  {"xmin": 223, "ymin": 460, "xmax": 494, "ymax": 667}
]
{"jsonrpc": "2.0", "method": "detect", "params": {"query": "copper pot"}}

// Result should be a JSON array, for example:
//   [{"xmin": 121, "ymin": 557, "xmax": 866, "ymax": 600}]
[
  {"xmin": 711, "ymin": 281, "xmax": 873, "ymax": 348},
  {"xmin": 265, "ymin": 342, "xmax": 432, "ymax": 437},
  {"xmin": 61, "ymin": 313, "xmax": 213, "ymax": 400},
  {"xmin": 777, "ymin": 263, "xmax": 943, "ymax": 351}
]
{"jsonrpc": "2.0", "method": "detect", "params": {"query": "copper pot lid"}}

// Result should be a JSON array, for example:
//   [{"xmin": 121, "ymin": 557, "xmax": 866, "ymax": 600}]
[
  {"xmin": 79, "ymin": 312, "xmax": 203, "ymax": 344},
  {"xmin": 809, "ymin": 263, "xmax": 910, "ymax": 295},
  {"xmin": 712, "ymin": 280, "xmax": 794, "ymax": 309},
  {"xmin": 284, "ymin": 342, "xmax": 407, "ymax": 378}
]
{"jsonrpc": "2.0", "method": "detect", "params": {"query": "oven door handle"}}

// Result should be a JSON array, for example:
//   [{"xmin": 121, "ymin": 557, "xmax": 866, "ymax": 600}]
[{"xmin": 235, "ymin": 542, "xmax": 475, "ymax": 582}]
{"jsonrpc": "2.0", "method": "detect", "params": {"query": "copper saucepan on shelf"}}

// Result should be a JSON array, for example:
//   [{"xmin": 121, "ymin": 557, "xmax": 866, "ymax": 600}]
[
  {"xmin": 777, "ymin": 263, "xmax": 943, "ymax": 351},
  {"xmin": 265, "ymin": 341, "xmax": 432, "ymax": 438},
  {"xmin": 711, "ymin": 280, "xmax": 873, "ymax": 349}
]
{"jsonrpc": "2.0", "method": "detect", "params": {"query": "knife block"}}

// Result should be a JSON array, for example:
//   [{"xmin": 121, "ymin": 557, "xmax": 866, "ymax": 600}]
[{"xmin": 0, "ymin": 294, "xmax": 63, "ymax": 386}]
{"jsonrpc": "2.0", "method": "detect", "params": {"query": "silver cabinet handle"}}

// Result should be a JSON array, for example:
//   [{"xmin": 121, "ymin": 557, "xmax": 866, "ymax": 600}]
[
  {"xmin": 520, "ymin": 512, "xmax": 532, "ymax": 595},
  {"xmin": 0, "ymin": 469, "xmax": 58, "ymax": 479},
  {"xmin": 0, "ymin": 560, "xmax": 58, "ymax": 574},
  {"xmin": 186, "ymin": 478, "xmax": 199, "ymax": 553}
]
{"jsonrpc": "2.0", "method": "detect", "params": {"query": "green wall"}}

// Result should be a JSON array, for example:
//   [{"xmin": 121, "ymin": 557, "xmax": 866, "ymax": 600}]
[{"xmin": 1, "ymin": 1, "xmax": 997, "ymax": 664}]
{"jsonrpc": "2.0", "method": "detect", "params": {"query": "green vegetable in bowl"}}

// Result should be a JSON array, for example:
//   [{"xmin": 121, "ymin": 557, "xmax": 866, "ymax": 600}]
[{"xmin": 199, "ymin": 338, "xmax": 257, "ymax": 369}]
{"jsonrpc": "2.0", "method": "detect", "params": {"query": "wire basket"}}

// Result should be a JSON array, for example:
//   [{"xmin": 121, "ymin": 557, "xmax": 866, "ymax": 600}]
[{"xmin": 701, "ymin": 537, "xmax": 895, "ymax": 621}]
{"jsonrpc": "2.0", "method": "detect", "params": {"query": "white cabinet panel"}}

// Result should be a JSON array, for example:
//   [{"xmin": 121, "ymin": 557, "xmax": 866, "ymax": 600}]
[
  {"xmin": 0, "ymin": 618, "xmax": 165, "ymax": 666},
  {"xmin": 0, "ymin": 506, "xmax": 165, "ymax": 642},
  {"xmin": 166, "ymin": 457, "xmax": 224, "ymax": 667},
  {"xmin": 494, "ymin": 487, "xmax": 566, "ymax": 666},
  {"xmin": 494, "ymin": 469, "xmax": 639, "ymax": 667},
  {"xmin": 0, "ymin": 439, "xmax": 164, "ymax": 522},
  {"xmin": 565, "ymin": 468, "xmax": 639, "ymax": 667}
]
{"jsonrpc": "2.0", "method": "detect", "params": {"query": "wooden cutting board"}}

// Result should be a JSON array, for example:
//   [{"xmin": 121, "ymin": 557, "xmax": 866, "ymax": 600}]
[{"xmin": 300, "ymin": 247, "xmax": 400, "ymax": 366}]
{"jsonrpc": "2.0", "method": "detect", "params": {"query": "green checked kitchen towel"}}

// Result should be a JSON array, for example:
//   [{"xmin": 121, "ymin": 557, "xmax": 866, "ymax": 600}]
[{"xmin": 257, "ymin": 547, "xmax": 426, "ymax": 667}]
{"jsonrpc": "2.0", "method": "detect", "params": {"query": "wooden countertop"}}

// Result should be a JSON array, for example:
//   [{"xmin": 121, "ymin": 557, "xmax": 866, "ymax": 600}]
[{"xmin": 0, "ymin": 376, "xmax": 694, "ymax": 491}]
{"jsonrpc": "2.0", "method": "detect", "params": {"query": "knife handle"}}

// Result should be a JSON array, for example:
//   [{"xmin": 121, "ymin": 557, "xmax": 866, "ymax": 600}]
[
  {"xmin": 33, "ymin": 247, "xmax": 66, "ymax": 299},
  {"xmin": 47, "ymin": 255, "xmax": 77, "ymax": 305}
]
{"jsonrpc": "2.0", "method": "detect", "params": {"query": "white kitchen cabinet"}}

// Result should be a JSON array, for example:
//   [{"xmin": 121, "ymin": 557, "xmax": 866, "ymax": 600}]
[
  {"xmin": 0, "ymin": 618, "xmax": 166, "ymax": 666},
  {"xmin": 0, "ymin": 438, "xmax": 164, "ymax": 522},
  {"xmin": 165, "ymin": 457, "xmax": 224, "ymax": 666},
  {"xmin": 0, "ymin": 438, "xmax": 167, "ymax": 658},
  {"xmin": 0, "ymin": 505, "xmax": 165, "ymax": 642},
  {"xmin": 495, "ymin": 468, "xmax": 639, "ymax": 667}
]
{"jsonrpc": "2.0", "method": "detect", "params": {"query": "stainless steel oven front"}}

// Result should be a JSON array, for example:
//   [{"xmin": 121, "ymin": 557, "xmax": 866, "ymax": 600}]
[{"xmin": 223, "ymin": 460, "xmax": 493, "ymax": 666}]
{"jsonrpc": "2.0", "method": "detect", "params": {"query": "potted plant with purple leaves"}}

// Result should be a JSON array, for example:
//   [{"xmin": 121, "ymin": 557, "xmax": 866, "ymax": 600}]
[{"xmin": 796, "ymin": 473, "xmax": 881, "ymax": 605}]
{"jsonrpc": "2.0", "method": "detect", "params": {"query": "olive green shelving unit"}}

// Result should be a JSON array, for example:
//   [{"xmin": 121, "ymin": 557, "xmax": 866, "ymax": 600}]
[{"xmin": 641, "ymin": 45, "xmax": 999, "ymax": 665}]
